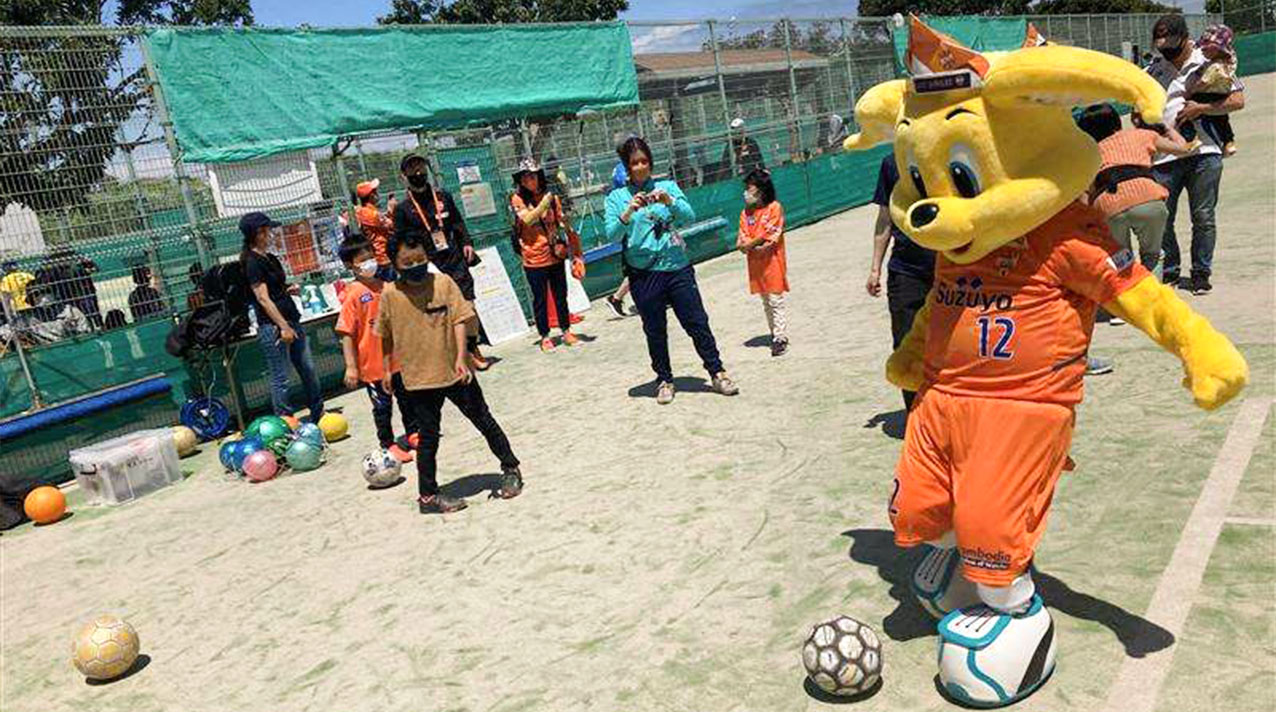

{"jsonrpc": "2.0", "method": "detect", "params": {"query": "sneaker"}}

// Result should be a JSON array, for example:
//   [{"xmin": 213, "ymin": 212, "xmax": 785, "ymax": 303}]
[
  {"xmin": 656, "ymin": 380, "xmax": 675, "ymax": 405},
  {"xmin": 539, "ymin": 338, "xmax": 555, "ymax": 353},
  {"xmin": 1108, "ymin": 317, "xmax": 1125, "ymax": 327},
  {"xmin": 493, "ymin": 466, "xmax": 524, "ymax": 499},
  {"xmin": 562, "ymin": 331, "xmax": 580, "ymax": 347},
  {"xmin": 1162, "ymin": 272, "xmax": 1181, "ymax": 289},
  {"xmin": 387, "ymin": 443, "xmax": 415, "ymax": 463},
  {"xmin": 712, "ymin": 371, "xmax": 740, "ymax": 396},
  {"xmin": 1191, "ymin": 274, "xmax": 1212, "ymax": 295},
  {"xmin": 469, "ymin": 353, "xmax": 491, "ymax": 371},
  {"xmin": 569, "ymin": 313, "xmax": 584, "ymax": 325},
  {"xmin": 1224, "ymin": 141, "xmax": 1237, "ymax": 157},
  {"xmin": 1085, "ymin": 356, "xmax": 1113, "ymax": 376},
  {"xmin": 419, "ymin": 493, "xmax": 467, "ymax": 514},
  {"xmin": 606, "ymin": 294, "xmax": 627, "ymax": 318},
  {"xmin": 770, "ymin": 338, "xmax": 789, "ymax": 357},
  {"xmin": 404, "ymin": 433, "xmax": 421, "ymax": 450}
]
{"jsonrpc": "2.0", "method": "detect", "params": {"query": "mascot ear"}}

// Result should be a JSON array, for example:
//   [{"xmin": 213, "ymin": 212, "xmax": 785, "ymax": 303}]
[
  {"xmin": 843, "ymin": 79, "xmax": 907, "ymax": 150},
  {"xmin": 982, "ymin": 45, "xmax": 1166, "ymax": 124}
]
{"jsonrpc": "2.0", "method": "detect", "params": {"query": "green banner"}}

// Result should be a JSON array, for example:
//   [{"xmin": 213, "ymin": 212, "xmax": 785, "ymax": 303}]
[
  {"xmin": 894, "ymin": 16, "xmax": 1029, "ymax": 73},
  {"xmin": 1235, "ymin": 31, "xmax": 1275, "ymax": 77},
  {"xmin": 144, "ymin": 23, "xmax": 639, "ymax": 163}
]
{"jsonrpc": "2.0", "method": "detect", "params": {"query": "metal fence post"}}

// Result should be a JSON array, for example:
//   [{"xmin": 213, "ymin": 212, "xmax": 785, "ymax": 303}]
[
  {"xmin": 707, "ymin": 19, "xmax": 736, "ymax": 176},
  {"xmin": 840, "ymin": 17, "xmax": 859, "ymax": 114},
  {"xmin": 1086, "ymin": 15, "xmax": 1094, "ymax": 51},
  {"xmin": 139, "ymin": 35, "xmax": 211, "ymax": 271},
  {"xmin": 1, "ymin": 294, "xmax": 44, "ymax": 411},
  {"xmin": 783, "ymin": 18, "xmax": 801, "ymax": 150}
]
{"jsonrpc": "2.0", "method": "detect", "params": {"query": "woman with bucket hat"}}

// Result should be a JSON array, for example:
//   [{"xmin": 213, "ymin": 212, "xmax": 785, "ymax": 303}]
[{"xmin": 510, "ymin": 157, "xmax": 585, "ymax": 352}]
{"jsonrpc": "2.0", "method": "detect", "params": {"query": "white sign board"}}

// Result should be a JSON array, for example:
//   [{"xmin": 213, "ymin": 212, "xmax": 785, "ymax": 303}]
[
  {"xmin": 459, "ymin": 182, "xmax": 497, "ymax": 218},
  {"xmin": 469, "ymin": 247, "xmax": 529, "ymax": 345},
  {"xmin": 456, "ymin": 160, "xmax": 482, "ymax": 184},
  {"xmin": 208, "ymin": 152, "xmax": 325, "ymax": 218},
  {"xmin": 565, "ymin": 259, "xmax": 591, "ymax": 314}
]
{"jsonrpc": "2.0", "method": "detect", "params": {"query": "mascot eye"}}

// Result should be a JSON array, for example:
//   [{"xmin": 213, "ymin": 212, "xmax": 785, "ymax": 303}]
[
  {"xmin": 908, "ymin": 166, "xmax": 928, "ymax": 198},
  {"xmin": 949, "ymin": 161, "xmax": 981, "ymax": 198}
]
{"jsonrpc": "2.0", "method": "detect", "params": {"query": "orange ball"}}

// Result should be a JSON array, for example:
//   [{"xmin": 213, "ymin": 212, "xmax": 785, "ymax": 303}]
[
  {"xmin": 24, "ymin": 486, "xmax": 66, "ymax": 525},
  {"xmin": 282, "ymin": 416, "xmax": 301, "ymax": 431}
]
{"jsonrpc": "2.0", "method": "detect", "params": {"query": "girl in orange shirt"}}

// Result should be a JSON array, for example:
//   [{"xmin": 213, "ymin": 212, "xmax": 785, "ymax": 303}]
[
  {"xmin": 510, "ymin": 158, "xmax": 585, "ymax": 352},
  {"xmin": 736, "ymin": 169, "xmax": 790, "ymax": 356}
]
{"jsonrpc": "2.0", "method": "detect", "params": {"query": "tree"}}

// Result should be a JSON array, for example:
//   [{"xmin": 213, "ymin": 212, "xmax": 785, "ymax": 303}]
[
  {"xmin": 1031, "ymin": 0, "xmax": 1177, "ymax": 14},
  {"xmin": 378, "ymin": 0, "xmax": 628, "ymax": 25},
  {"xmin": 0, "ymin": 1, "xmax": 252, "ymax": 220},
  {"xmin": 857, "ymin": 0, "xmax": 1031, "ymax": 16}
]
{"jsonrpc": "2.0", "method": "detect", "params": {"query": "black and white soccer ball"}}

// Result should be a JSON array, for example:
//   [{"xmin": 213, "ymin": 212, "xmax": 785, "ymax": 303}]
[
  {"xmin": 361, "ymin": 449, "xmax": 401, "ymax": 488},
  {"xmin": 801, "ymin": 615, "xmax": 883, "ymax": 696}
]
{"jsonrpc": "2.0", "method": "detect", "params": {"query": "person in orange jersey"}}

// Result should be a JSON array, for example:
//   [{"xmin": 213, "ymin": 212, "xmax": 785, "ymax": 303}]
[{"xmin": 735, "ymin": 169, "xmax": 790, "ymax": 357}]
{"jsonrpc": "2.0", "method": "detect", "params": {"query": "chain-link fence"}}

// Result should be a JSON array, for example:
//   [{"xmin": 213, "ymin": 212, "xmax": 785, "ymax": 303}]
[{"xmin": 0, "ymin": 12, "xmax": 1242, "ymax": 415}]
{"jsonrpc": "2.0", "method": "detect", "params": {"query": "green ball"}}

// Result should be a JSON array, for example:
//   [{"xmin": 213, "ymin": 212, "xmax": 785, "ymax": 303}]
[
  {"xmin": 285, "ymin": 438, "xmax": 324, "ymax": 471},
  {"xmin": 248, "ymin": 416, "xmax": 291, "ymax": 444},
  {"xmin": 266, "ymin": 436, "xmax": 292, "ymax": 458}
]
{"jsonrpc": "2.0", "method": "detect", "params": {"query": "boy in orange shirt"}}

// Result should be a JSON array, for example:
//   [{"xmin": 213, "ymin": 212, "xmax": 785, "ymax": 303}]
[
  {"xmin": 736, "ymin": 169, "xmax": 790, "ymax": 357},
  {"xmin": 336, "ymin": 237, "xmax": 415, "ymax": 463},
  {"xmin": 354, "ymin": 179, "xmax": 397, "ymax": 272}
]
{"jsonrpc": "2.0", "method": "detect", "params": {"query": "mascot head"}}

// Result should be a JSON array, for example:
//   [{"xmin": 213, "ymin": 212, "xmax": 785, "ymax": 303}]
[{"xmin": 846, "ymin": 16, "xmax": 1167, "ymax": 265}]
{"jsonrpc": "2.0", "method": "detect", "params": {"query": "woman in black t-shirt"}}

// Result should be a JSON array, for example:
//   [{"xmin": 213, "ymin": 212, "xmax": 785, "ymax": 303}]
[{"xmin": 239, "ymin": 211, "xmax": 324, "ymax": 421}]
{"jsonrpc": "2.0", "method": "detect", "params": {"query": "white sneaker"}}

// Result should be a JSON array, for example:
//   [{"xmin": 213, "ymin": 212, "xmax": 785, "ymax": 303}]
[
  {"xmin": 937, "ymin": 595, "xmax": 1056, "ymax": 708},
  {"xmin": 912, "ymin": 545, "xmax": 980, "ymax": 619},
  {"xmin": 1108, "ymin": 317, "xmax": 1125, "ymax": 326}
]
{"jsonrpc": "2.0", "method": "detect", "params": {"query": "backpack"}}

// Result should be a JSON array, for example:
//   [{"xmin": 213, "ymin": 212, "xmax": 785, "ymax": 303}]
[{"xmin": 201, "ymin": 262, "xmax": 251, "ymax": 320}]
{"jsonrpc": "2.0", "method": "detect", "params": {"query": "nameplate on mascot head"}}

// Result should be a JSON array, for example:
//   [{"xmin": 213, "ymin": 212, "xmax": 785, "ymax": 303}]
[{"xmin": 911, "ymin": 69, "xmax": 982, "ymax": 95}]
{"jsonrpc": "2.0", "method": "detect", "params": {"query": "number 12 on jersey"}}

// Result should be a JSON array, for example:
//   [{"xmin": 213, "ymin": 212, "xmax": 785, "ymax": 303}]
[{"xmin": 976, "ymin": 316, "xmax": 1015, "ymax": 359}]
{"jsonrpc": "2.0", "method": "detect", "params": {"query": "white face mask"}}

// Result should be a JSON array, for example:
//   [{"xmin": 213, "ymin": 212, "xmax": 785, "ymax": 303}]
[
  {"xmin": 744, "ymin": 190, "xmax": 759, "ymax": 206},
  {"xmin": 356, "ymin": 259, "xmax": 379, "ymax": 277}
]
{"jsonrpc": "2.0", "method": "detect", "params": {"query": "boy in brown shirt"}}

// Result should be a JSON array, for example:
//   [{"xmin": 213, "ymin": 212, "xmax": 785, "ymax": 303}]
[{"xmin": 377, "ymin": 236, "xmax": 523, "ymax": 514}]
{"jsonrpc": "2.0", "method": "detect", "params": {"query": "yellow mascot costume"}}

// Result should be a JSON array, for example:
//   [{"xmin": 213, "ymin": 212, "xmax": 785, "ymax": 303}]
[{"xmin": 846, "ymin": 16, "xmax": 1248, "ymax": 707}]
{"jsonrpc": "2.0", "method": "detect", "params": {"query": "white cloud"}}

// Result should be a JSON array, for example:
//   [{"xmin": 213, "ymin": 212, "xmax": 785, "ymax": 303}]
[{"xmin": 630, "ymin": 24, "xmax": 703, "ymax": 54}]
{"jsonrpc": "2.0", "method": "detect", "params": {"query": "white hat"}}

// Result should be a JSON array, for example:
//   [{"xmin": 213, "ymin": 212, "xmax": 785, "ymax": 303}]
[{"xmin": 730, "ymin": 117, "xmax": 745, "ymax": 130}]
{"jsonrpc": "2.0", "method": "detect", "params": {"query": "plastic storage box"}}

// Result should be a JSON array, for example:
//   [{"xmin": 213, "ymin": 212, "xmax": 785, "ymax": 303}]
[{"xmin": 70, "ymin": 429, "xmax": 182, "ymax": 506}]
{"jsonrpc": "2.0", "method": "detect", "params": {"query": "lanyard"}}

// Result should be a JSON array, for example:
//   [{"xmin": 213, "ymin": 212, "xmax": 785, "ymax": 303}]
[{"xmin": 408, "ymin": 187, "xmax": 446, "ymax": 234}]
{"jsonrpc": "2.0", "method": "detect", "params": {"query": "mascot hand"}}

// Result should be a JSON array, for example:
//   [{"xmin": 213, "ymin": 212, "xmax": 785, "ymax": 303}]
[
  {"xmin": 1182, "ymin": 335, "xmax": 1248, "ymax": 411},
  {"xmin": 886, "ymin": 348, "xmax": 925, "ymax": 392}
]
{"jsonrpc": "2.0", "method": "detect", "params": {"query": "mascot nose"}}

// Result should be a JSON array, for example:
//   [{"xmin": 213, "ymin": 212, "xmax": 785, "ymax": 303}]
[{"xmin": 910, "ymin": 203, "xmax": 939, "ymax": 228}]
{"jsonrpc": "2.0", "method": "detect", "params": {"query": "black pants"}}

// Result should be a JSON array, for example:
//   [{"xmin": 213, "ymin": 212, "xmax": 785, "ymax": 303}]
[
  {"xmin": 887, "ymin": 269, "xmax": 933, "ymax": 411},
  {"xmin": 629, "ymin": 265, "xmax": 724, "ymax": 383},
  {"xmin": 366, "ymin": 373, "xmax": 418, "ymax": 449},
  {"xmin": 395, "ymin": 377, "xmax": 519, "ymax": 498},
  {"xmin": 524, "ymin": 263, "xmax": 569, "ymax": 338},
  {"xmin": 1180, "ymin": 92, "xmax": 1235, "ymax": 146}
]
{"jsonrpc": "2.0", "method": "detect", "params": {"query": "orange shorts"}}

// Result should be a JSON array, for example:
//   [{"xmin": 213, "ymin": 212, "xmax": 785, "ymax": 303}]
[{"xmin": 889, "ymin": 388, "xmax": 1075, "ymax": 586}]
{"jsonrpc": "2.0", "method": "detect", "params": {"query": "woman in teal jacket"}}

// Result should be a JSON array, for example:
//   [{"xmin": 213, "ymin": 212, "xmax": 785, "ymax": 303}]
[{"xmin": 604, "ymin": 137, "xmax": 738, "ymax": 405}]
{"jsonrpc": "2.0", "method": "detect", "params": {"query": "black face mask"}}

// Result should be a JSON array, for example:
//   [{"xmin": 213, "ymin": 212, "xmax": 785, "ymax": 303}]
[
  {"xmin": 1158, "ymin": 41, "xmax": 1184, "ymax": 62},
  {"xmin": 406, "ymin": 173, "xmax": 429, "ymax": 190}
]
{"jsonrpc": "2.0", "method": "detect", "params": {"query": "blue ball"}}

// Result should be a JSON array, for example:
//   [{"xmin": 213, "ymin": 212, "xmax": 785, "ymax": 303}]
[
  {"xmin": 232, "ymin": 436, "xmax": 265, "ymax": 471},
  {"xmin": 218, "ymin": 441, "xmax": 239, "ymax": 471},
  {"xmin": 295, "ymin": 422, "xmax": 325, "ymax": 448}
]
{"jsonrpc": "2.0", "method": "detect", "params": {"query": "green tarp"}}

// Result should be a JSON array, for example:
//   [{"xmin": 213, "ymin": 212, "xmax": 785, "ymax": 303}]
[
  {"xmin": 143, "ymin": 23, "xmax": 639, "ymax": 163},
  {"xmin": 893, "ymin": 16, "xmax": 1028, "ymax": 72},
  {"xmin": 1235, "ymin": 31, "xmax": 1276, "ymax": 77}
]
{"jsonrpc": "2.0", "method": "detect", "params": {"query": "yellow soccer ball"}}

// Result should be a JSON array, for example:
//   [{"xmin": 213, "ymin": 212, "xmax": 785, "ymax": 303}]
[
  {"xmin": 71, "ymin": 614, "xmax": 140, "ymax": 681},
  {"xmin": 317, "ymin": 412, "xmax": 349, "ymax": 442},
  {"xmin": 172, "ymin": 425, "xmax": 198, "ymax": 457}
]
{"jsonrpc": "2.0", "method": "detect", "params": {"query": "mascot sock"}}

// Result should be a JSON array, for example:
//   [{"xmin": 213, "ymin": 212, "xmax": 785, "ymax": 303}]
[{"xmin": 977, "ymin": 574, "xmax": 1035, "ymax": 615}]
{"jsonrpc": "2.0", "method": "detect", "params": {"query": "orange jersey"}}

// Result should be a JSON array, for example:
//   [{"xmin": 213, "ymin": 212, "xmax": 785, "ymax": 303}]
[
  {"xmin": 356, "ymin": 205, "xmax": 394, "ymax": 265},
  {"xmin": 923, "ymin": 202, "xmax": 1149, "ymax": 404},
  {"xmin": 739, "ymin": 201, "xmax": 789, "ymax": 295},
  {"xmin": 335, "ymin": 280, "xmax": 398, "ymax": 382}
]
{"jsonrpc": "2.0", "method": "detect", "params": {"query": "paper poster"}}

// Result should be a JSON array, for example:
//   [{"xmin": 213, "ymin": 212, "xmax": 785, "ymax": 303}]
[
  {"xmin": 456, "ymin": 160, "xmax": 482, "ymax": 184},
  {"xmin": 459, "ymin": 182, "xmax": 497, "ymax": 218},
  {"xmin": 565, "ymin": 259, "xmax": 591, "ymax": 314},
  {"xmin": 469, "ymin": 247, "xmax": 529, "ymax": 345}
]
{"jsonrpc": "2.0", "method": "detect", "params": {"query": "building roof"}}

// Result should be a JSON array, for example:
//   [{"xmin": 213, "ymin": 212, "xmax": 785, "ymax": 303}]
[{"xmin": 634, "ymin": 48, "xmax": 829, "ymax": 80}]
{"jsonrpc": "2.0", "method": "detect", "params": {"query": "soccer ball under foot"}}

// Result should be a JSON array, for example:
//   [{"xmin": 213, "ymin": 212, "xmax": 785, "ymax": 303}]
[{"xmin": 802, "ymin": 615, "xmax": 883, "ymax": 697}]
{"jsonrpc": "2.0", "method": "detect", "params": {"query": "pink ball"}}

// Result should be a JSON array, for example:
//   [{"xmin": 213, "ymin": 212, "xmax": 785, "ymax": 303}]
[{"xmin": 242, "ymin": 450, "xmax": 279, "ymax": 482}]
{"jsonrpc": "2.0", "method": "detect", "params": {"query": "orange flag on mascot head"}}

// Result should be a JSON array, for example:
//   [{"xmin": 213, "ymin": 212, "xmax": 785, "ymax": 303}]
[{"xmin": 1022, "ymin": 22, "xmax": 1049, "ymax": 48}]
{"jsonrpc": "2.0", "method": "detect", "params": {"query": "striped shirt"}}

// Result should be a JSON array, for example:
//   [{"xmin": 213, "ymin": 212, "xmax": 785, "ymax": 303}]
[{"xmin": 1092, "ymin": 129, "xmax": 1168, "ymax": 218}]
